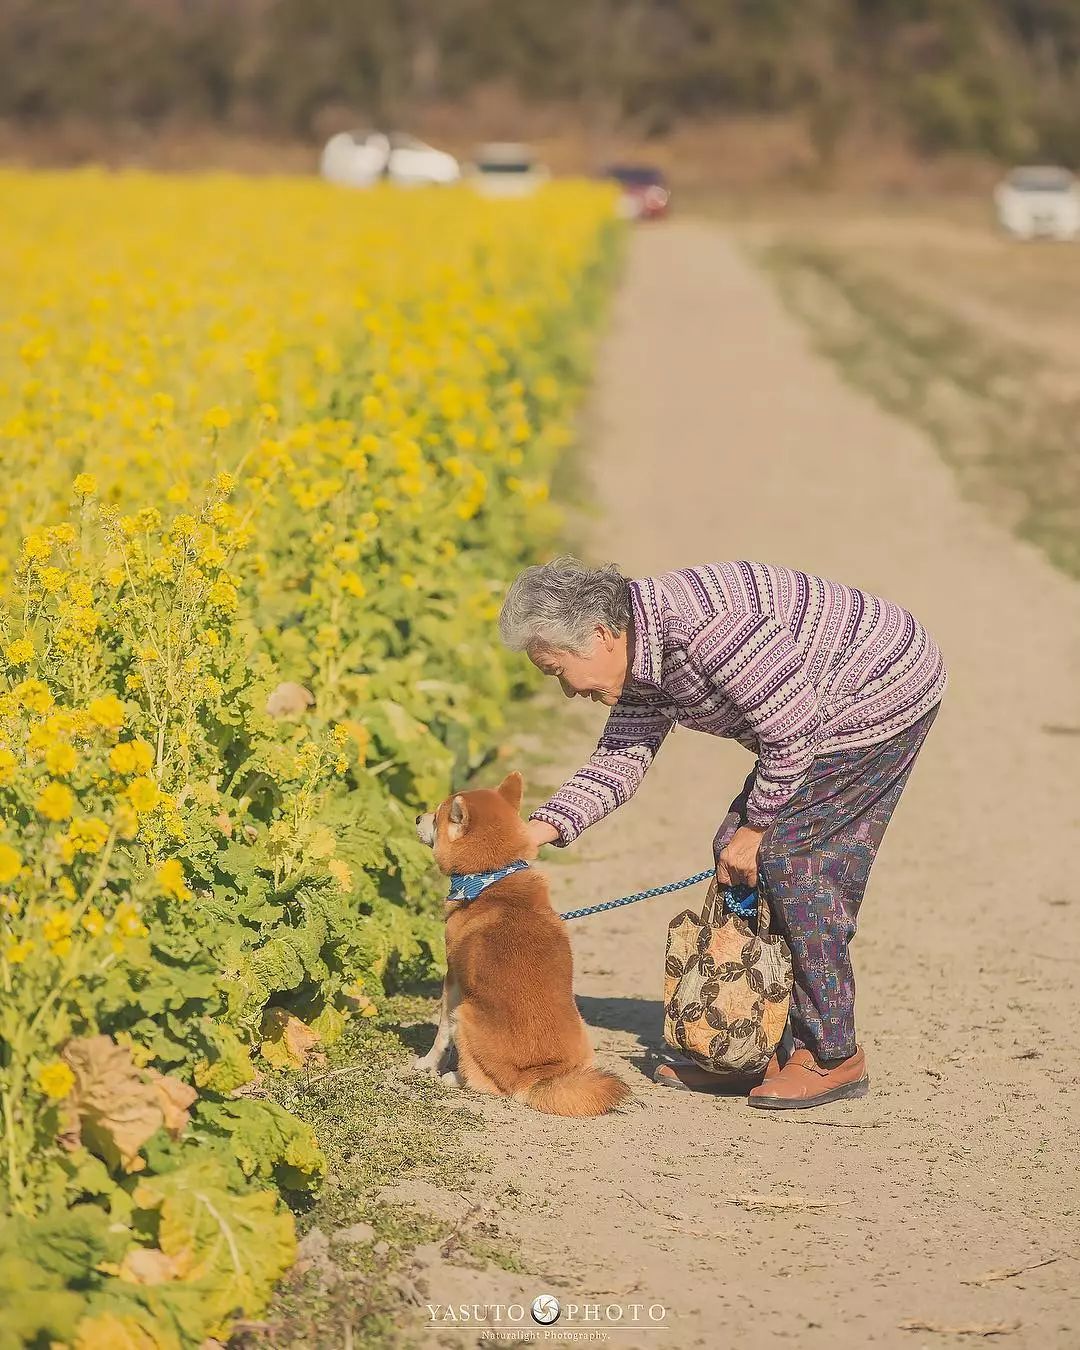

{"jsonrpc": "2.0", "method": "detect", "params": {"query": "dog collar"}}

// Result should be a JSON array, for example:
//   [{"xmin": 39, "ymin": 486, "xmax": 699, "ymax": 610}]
[{"xmin": 447, "ymin": 859, "xmax": 530, "ymax": 903}]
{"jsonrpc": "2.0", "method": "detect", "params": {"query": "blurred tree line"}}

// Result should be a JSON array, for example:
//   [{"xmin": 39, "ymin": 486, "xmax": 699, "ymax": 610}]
[{"xmin": 1, "ymin": 0, "xmax": 1079, "ymax": 163}]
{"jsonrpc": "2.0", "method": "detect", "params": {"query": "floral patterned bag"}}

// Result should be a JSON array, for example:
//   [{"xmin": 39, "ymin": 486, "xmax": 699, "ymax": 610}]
[{"xmin": 663, "ymin": 877, "xmax": 792, "ymax": 1075}]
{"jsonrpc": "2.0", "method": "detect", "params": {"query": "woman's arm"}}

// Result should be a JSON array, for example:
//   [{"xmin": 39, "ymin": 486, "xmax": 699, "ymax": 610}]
[
  {"xmin": 527, "ymin": 691, "xmax": 675, "ymax": 846},
  {"xmin": 687, "ymin": 608, "xmax": 822, "ymax": 828}
]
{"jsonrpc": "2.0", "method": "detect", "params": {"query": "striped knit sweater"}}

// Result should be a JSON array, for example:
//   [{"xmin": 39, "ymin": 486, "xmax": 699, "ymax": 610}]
[{"xmin": 531, "ymin": 561, "xmax": 947, "ymax": 845}]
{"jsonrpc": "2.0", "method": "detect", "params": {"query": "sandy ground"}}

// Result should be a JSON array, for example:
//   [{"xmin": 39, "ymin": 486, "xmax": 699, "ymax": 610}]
[{"xmin": 396, "ymin": 220, "xmax": 1080, "ymax": 1350}]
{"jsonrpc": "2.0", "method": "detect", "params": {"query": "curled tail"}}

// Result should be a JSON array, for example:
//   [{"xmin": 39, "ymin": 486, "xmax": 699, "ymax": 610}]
[{"xmin": 517, "ymin": 1066, "xmax": 631, "ymax": 1117}]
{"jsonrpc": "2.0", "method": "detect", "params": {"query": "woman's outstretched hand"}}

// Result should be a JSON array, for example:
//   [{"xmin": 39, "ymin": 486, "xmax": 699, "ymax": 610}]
[
  {"xmin": 525, "ymin": 818, "xmax": 560, "ymax": 851},
  {"xmin": 716, "ymin": 824, "xmax": 766, "ymax": 887}
]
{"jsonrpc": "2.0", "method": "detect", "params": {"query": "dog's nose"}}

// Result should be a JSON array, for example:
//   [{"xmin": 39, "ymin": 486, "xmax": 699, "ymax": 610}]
[{"xmin": 415, "ymin": 815, "xmax": 421, "ymax": 825}]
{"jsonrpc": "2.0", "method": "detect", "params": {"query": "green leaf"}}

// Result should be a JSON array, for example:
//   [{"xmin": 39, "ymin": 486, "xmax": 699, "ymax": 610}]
[
  {"xmin": 248, "ymin": 935, "xmax": 305, "ymax": 997},
  {"xmin": 131, "ymin": 1158, "xmax": 296, "ymax": 1336},
  {"xmin": 0, "ymin": 1258, "xmax": 84, "ymax": 1350},
  {"xmin": 11, "ymin": 1202, "xmax": 115, "ymax": 1283},
  {"xmin": 192, "ymin": 1023, "xmax": 255, "ymax": 1096},
  {"xmin": 197, "ymin": 1099, "xmax": 325, "ymax": 1191}
]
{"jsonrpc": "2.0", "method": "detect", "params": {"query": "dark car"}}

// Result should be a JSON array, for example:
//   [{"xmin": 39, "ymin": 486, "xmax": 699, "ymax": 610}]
[{"xmin": 603, "ymin": 164, "xmax": 670, "ymax": 220}]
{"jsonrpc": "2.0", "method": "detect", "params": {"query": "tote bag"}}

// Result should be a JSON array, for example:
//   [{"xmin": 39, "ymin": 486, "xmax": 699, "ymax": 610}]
[{"xmin": 663, "ymin": 878, "xmax": 792, "ymax": 1075}]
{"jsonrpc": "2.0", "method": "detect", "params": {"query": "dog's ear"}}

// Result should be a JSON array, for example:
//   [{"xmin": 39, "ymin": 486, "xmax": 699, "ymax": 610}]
[
  {"xmin": 496, "ymin": 771, "xmax": 524, "ymax": 811},
  {"xmin": 447, "ymin": 794, "xmax": 470, "ymax": 841}
]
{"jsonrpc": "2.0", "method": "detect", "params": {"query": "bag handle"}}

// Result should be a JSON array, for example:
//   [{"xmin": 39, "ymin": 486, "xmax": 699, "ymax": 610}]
[{"xmin": 709, "ymin": 870, "xmax": 776, "ymax": 938}]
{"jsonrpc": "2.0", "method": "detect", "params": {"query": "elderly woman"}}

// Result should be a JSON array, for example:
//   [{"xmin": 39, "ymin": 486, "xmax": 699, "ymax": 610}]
[{"xmin": 499, "ymin": 557, "xmax": 946, "ymax": 1110}]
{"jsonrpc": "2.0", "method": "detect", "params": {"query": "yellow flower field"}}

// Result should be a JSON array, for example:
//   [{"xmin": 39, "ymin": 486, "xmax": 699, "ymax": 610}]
[{"xmin": 0, "ymin": 171, "xmax": 617, "ymax": 1346}]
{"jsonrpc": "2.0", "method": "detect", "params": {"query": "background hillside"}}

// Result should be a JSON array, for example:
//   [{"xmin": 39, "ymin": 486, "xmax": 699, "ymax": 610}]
[{"xmin": 2, "ymin": 0, "xmax": 1079, "ymax": 178}]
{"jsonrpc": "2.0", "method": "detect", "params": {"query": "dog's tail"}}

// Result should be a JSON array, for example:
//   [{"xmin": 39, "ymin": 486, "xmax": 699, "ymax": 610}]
[{"xmin": 517, "ymin": 1066, "xmax": 631, "ymax": 1117}]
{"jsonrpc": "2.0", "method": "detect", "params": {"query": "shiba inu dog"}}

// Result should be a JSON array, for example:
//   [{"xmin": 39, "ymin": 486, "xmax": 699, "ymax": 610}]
[{"xmin": 414, "ymin": 771, "xmax": 630, "ymax": 1116}]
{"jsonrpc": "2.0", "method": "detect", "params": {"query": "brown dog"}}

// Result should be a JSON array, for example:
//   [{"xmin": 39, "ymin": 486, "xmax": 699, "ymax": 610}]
[{"xmin": 414, "ymin": 772, "xmax": 629, "ymax": 1116}]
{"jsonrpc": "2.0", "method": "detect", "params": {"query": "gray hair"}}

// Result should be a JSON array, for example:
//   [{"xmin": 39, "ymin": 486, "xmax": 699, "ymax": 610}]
[{"xmin": 499, "ymin": 555, "xmax": 631, "ymax": 655}]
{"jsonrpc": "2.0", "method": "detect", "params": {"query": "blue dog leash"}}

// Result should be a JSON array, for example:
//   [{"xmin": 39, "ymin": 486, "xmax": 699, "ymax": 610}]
[
  {"xmin": 558, "ymin": 868, "xmax": 713, "ymax": 920},
  {"xmin": 447, "ymin": 863, "xmax": 756, "ymax": 921}
]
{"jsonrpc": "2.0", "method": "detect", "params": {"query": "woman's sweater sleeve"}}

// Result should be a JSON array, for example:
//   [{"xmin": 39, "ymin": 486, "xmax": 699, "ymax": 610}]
[
  {"xmin": 528, "ymin": 691, "xmax": 675, "ymax": 846},
  {"xmin": 687, "ymin": 609, "xmax": 822, "ymax": 828}
]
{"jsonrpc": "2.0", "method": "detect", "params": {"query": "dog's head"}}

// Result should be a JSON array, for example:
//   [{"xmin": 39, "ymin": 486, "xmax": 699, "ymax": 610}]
[{"xmin": 416, "ymin": 771, "xmax": 533, "ymax": 875}]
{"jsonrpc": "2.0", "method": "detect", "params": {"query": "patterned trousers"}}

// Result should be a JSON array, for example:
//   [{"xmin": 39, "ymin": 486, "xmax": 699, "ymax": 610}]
[{"xmin": 712, "ymin": 704, "xmax": 940, "ymax": 1060}]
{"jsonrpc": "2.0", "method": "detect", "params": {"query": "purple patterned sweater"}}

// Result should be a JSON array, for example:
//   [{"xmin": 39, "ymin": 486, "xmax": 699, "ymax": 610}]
[{"xmin": 530, "ymin": 562, "xmax": 947, "ymax": 844}]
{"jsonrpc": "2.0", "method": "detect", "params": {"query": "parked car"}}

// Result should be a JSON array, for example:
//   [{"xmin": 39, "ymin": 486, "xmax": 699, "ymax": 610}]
[
  {"xmin": 993, "ymin": 165, "xmax": 1080, "ymax": 240},
  {"xmin": 320, "ymin": 130, "xmax": 460, "ymax": 188},
  {"xmin": 467, "ymin": 143, "xmax": 549, "ymax": 198},
  {"xmin": 603, "ymin": 164, "xmax": 670, "ymax": 220}
]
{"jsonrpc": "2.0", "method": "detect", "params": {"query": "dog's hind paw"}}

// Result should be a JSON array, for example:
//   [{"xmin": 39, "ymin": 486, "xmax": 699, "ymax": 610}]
[
  {"xmin": 411, "ymin": 1053, "xmax": 443, "ymax": 1076},
  {"xmin": 439, "ymin": 1070, "xmax": 461, "ymax": 1088}
]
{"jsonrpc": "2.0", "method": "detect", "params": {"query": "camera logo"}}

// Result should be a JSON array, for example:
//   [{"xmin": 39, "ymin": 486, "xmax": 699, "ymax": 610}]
[{"xmin": 530, "ymin": 1294, "xmax": 561, "ymax": 1325}]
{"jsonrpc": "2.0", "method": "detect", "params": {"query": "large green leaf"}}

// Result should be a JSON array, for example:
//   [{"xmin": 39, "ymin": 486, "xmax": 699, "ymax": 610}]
[
  {"xmin": 197, "ymin": 1099, "xmax": 325, "ymax": 1191},
  {"xmin": 131, "ymin": 1159, "xmax": 296, "ymax": 1336}
]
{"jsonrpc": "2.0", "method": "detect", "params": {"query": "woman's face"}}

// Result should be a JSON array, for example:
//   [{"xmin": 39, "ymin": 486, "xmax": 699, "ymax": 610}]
[{"xmin": 527, "ymin": 626, "xmax": 628, "ymax": 706}]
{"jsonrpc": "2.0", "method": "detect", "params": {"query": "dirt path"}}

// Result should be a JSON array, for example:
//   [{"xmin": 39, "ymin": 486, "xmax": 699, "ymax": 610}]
[{"xmin": 400, "ymin": 220, "xmax": 1080, "ymax": 1350}]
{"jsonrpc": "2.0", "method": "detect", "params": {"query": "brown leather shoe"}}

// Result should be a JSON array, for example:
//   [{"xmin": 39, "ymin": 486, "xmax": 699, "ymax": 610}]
[
  {"xmin": 747, "ymin": 1047, "xmax": 869, "ymax": 1110},
  {"xmin": 654, "ymin": 1052, "xmax": 780, "ymax": 1094}
]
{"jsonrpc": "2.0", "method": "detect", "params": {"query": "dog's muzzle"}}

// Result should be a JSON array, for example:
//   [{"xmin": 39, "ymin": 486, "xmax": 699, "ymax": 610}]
[{"xmin": 415, "ymin": 812, "xmax": 436, "ymax": 847}]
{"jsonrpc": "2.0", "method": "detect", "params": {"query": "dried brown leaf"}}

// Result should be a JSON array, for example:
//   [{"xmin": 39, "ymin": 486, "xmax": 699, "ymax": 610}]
[
  {"xmin": 260, "ymin": 1007, "xmax": 323, "ymax": 1069},
  {"xmin": 265, "ymin": 681, "xmax": 314, "ymax": 718},
  {"xmin": 118, "ymin": 1246, "xmax": 184, "ymax": 1284},
  {"xmin": 146, "ymin": 1068, "xmax": 197, "ymax": 1138},
  {"xmin": 62, "ymin": 1035, "xmax": 163, "ymax": 1173}
]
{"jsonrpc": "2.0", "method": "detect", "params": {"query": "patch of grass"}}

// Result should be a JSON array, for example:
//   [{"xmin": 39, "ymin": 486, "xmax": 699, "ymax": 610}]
[
  {"xmin": 757, "ymin": 239, "xmax": 1080, "ymax": 581},
  {"xmin": 238, "ymin": 1007, "xmax": 502, "ymax": 1349}
]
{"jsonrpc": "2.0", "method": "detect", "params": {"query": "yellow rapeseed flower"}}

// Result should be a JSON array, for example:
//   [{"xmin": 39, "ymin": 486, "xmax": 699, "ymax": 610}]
[
  {"xmin": 5, "ymin": 638, "xmax": 33, "ymax": 664},
  {"xmin": 38, "ymin": 567, "xmax": 67, "ymax": 594},
  {"xmin": 37, "ymin": 1061, "xmax": 76, "ymax": 1099},
  {"xmin": 203, "ymin": 406, "xmax": 232, "ymax": 431},
  {"xmin": 43, "ymin": 911, "xmax": 72, "ymax": 944},
  {"xmin": 207, "ymin": 579, "xmax": 238, "ymax": 611},
  {"xmin": 44, "ymin": 743, "xmax": 77, "ymax": 776},
  {"xmin": 15, "ymin": 679, "xmax": 53, "ymax": 714},
  {"xmin": 0, "ymin": 749, "xmax": 18, "ymax": 784},
  {"xmin": 114, "ymin": 899, "xmax": 146, "ymax": 936},
  {"xmin": 20, "ymin": 533, "xmax": 51, "ymax": 563},
  {"xmin": 109, "ymin": 740, "xmax": 154, "ymax": 775},
  {"xmin": 36, "ymin": 781, "xmax": 74, "ymax": 821},
  {"xmin": 73, "ymin": 473, "xmax": 98, "ymax": 497},
  {"xmin": 82, "ymin": 906, "xmax": 106, "ymax": 936},
  {"xmin": 66, "ymin": 818, "xmax": 110, "ymax": 854},
  {"xmin": 114, "ymin": 802, "xmax": 139, "ymax": 841},
  {"xmin": 0, "ymin": 843, "xmax": 21, "ymax": 882},
  {"xmin": 156, "ymin": 858, "xmax": 190, "ymax": 901},
  {"xmin": 4, "ymin": 940, "xmax": 31, "ymax": 965},
  {"xmin": 126, "ymin": 777, "xmax": 160, "ymax": 812},
  {"xmin": 87, "ymin": 694, "xmax": 125, "ymax": 730}
]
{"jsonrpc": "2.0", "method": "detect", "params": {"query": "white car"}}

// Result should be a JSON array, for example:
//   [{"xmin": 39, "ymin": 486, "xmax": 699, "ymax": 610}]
[
  {"xmin": 320, "ymin": 130, "xmax": 460, "ymax": 189},
  {"xmin": 993, "ymin": 165, "xmax": 1080, "ymax": 240},
  {"xmin": 467, "ymin": 143, "xmax": 550, "ymax": 198}
]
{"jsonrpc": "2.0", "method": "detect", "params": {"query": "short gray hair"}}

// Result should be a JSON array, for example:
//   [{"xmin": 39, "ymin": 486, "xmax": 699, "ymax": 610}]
[{"xmin": 499, "ymin": 555, "xmax": 631, "ymax": 655}]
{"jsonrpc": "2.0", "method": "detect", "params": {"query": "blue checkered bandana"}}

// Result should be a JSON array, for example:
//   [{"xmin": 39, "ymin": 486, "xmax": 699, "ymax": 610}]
[{"xmin": 447, "ymin": 859, "xmax": 530, "ymax": 903}]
